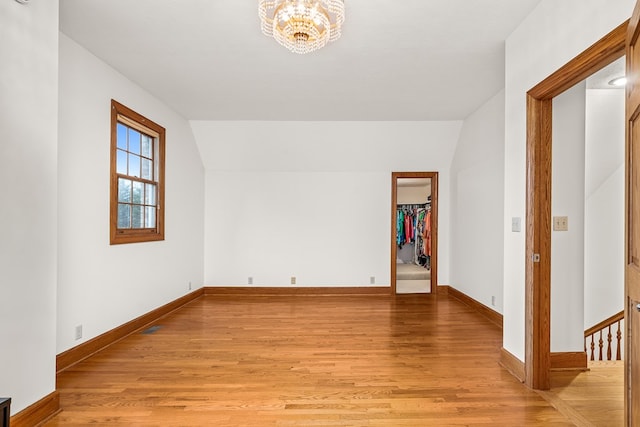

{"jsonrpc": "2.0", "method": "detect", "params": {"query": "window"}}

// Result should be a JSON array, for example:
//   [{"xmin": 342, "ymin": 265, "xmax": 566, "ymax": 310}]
[{"xmin": 110, "ymin": 100, "xmax": 165, "ymax": 244}]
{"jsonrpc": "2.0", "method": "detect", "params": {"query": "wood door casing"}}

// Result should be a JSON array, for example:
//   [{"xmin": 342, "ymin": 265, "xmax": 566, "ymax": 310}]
[
  {"xmin": 525, "ymin": 22, "xmax": 627, "ymax": 391},
  {"xmin": 626, "ymin": 4, "xmax": 640, "ymax": 424},
  {"xmin": 391, "ymin": 172, "xmax": 438, "ymax": 295}
]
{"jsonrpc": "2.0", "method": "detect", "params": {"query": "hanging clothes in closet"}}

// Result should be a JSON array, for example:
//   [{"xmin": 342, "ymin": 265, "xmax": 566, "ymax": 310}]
[
  {"xmin": 422, "ymin": 207, "xmax": 432, "ymax": 270},
  {"xmin": 397, "ymin": 205, "xmax": 418, "ymax": 248},
  {"xmin": 396, "ymin": 201, "xmax": 431, "ymax": 270},
  {"xmin": 413, "ymin": 208, "xmax": 426, "ymax": 265},
  {"xmin": 404, "ymin": 211, "xmax": 412, "ymax": 244},
  {"xmin": 396, "ymin": 204, "xmax": 427, "ymax": 259},
  {"xmin": 397, "ymin": 209, "xmax": 405, "ymax": 247}
]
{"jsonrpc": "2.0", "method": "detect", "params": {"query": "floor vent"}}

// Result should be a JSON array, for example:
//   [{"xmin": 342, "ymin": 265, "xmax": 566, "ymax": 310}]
[{"xmin": 141, "ymin": 325, "xmax": 162, "ymax": 334}]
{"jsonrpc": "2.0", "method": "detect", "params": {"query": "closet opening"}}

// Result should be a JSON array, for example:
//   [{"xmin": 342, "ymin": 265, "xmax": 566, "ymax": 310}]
[{"xmin": 391, "ymin": 172, "xmax": 438, "ymax": 294}]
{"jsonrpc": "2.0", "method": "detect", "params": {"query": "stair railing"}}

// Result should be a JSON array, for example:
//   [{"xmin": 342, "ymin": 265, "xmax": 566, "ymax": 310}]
[{"xmin": 584, "ymin": 310, "xmax": 624, "ymax": 361}]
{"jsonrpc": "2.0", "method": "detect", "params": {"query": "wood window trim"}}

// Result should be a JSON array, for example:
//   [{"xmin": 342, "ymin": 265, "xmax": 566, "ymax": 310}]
[{"xmin": 110, "ymin": 99, "xmax": 166, "ymax": 245}]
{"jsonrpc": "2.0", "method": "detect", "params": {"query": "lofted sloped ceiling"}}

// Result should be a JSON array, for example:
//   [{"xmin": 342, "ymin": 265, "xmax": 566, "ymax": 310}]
[{"xmin": 59, "ymin": 0, "xmax": 541, "ymax": 121}]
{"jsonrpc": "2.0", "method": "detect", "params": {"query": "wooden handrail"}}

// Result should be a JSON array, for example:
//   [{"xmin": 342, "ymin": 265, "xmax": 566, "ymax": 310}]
[
  {"xmin": 584, "ymin": 310, "xmax": 624, "ymax": 337},
  {"xmin": 584, "ymin": 310, "xmax": 624, "ymax": 361}
]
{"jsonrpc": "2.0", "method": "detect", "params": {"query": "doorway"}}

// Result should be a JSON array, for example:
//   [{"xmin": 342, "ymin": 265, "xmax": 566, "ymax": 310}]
[
  {"xmin": 525, "ymin": 22, "xmax": 626, "ymax": 389},
  {"xmin": 391, "ymin": 172, "xmax": 438, "ymax": 295}
]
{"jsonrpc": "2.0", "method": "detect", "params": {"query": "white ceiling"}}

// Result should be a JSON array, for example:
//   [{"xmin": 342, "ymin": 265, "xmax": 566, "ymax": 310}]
[
  {"xmin": 587, "ymin": 56, "xmax": 626, "ymax": 89},
  {"xmin": 59, "ymin": 0, "xmax": 542, "ymax": 121}
]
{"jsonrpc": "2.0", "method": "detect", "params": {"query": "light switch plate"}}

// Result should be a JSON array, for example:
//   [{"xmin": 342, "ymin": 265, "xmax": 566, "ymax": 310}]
[
  {"xmin": 553, "ymin": 216, "xmax": 568, "ymax": 231},
  {"xmin": 511, "ymin": 217, "xmax": 521, "ymax": 232}
]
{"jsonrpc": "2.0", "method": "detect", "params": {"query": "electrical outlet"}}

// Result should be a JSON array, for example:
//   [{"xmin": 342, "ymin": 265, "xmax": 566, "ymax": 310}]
[
  {"xmin": 491, "ymin": 296, "xmax": 496, "ymax": 306},
  {"xmin": 248, "ymin": 276, "xmax": 253, "ymax": 285},
  {"xmin": 370, "ymin": 276, "xmax": 376, "ymax": 285},
  {"xmin": 291, "ymin": 276, "xmax": 296, "ymax": 285},
  {"xmin": 75, "ymin": 325, "xmax": 82, "ymax": 340},
  {"xmin": 188, "ymin": 281, "xmax": 192, "ymax": 290}
]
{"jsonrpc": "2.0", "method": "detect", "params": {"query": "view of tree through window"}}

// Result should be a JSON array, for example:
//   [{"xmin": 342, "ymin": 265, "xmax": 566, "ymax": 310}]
[
  {"xmin": 110, "ymin": 100, "xmax": 165, "ymax": 244},
  {"xmin": 116, "ymin": 123, "xmax": 157, "ymax": 229}
]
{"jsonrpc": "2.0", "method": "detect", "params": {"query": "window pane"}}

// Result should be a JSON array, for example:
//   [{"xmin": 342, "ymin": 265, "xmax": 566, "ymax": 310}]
[
  {"xmin": 131, "ymin": 205, "xmax": 143, "ymax": 228},
  {"xmin": 116, "ymin": 149, "xmax": 127, "ymax": 175},
  {"xmin": 117, "ymin": 123, "xmax": 127, "ymax": 150},
  {"xmin": 128, "ymin": 128, "xmax": 140, "ymax": 154},
  {"xmin": 145, "ymin": 206, "xmax": 156, "ymax": 228},
  {"xmin": 118, "ymin": 203, "xmax": 130, "ymax": 228},
  {"xmin": 141, "ymin": 135, "xmax": 152, "ymax": 158},
  {"xmin": 132, "ymin": 181, "xmax": 143, "ymax": 204},
  {"xmin": 145, "ymin": 183, "xmax": 156, "ymax": 205},
  {"xmin": 141, "ymin": 158, "xmax": 152, "ymax": 180},
  {"xmin": 118, "ymin": 178, "xmax": 132, "ymax": 203},
  {"xmin": 128, "ymin": 154, "xmax": 141, "ymax": 177}
]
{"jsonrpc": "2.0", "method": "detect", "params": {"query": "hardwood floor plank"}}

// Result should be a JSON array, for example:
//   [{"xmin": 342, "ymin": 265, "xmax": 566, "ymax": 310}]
[
  {"xmin": 538, "ymin": 361, "xmax": 624, "ymax": 427},
  {"xmin": 47, "ymin": 294, "xmax": 576, "ymax": 426}
]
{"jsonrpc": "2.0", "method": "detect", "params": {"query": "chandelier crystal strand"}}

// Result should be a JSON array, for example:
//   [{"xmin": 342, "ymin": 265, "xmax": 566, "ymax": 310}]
[
  {"xmin": 327, "ymin": 0, "xmax": 344, "ymax": 42},
  {"xmin": 258, "ymin": 0, "xmax": 345, "ymax": 54}
]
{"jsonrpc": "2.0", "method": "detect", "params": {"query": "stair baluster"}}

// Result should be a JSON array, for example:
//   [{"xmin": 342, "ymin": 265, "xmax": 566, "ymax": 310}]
[{"xmin": 584, "ymin": 310, "xmax": 624, "ymax": 361}]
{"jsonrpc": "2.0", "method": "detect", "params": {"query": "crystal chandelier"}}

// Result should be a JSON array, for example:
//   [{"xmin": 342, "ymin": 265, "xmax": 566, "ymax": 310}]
[{"xmin": 258, "ymin": 0, "xmax": 345, "ymax": 54}]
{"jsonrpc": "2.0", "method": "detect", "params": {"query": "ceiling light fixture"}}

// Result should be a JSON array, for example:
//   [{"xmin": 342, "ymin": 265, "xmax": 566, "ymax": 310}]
[
  {"xmin": 258, "ymin": 0, "xmax": 345, "ymax": 54},
  {"xmin": 608, "ymin": 76, "xmax": 627, "ymax": 87}
]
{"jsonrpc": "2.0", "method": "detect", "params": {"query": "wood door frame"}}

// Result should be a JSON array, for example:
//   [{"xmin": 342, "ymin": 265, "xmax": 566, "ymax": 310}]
[
  {"xmin": 390, "ymin": 172, "xmax": 438, "ymax": 295},
  {"xmin": 625, "ymin": 4, "xmax": 640, "ymax": 424},
  {"xmin": 525, "ymin": 21, "xmax": 627, "ymax": 390}
]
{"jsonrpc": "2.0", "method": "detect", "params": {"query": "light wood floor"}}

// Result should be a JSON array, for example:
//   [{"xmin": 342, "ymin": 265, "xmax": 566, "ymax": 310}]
[
  {"xmin": 46, "ymin": 293, "xmax": 599, "ymax": 426},
  {"xmin": 539, "ymin": 361, "xmax": 624, "ymax": 427}
]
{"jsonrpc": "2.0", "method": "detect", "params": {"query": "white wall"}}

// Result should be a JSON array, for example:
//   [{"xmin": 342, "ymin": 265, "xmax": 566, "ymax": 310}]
[
  {"xmin": 397, "ymin": 185, "xmax": 430, "ymax": 205},
  {"xmin": 450, "ymin": 90, "xmax": 505, "ymax": 313},
  {"xmin": 504, "ymin": 0, "xmax": 635, "ymax": 360},
  {"xmin": 551, "ymin": 82, "xmax": 586, "ymax": 352},
  {"xmin": 0, "ymin": 0, "xmax": 59, "ymax": 415},
  {"xmin": 57, "ymin": 34, "xmax": 205, "ymax": 353},
  {"xmin": 192, "ymin": 121, "xmax": 461, "ymax": 287},
  {"xmin": 206, "ymin": 172, "xmax": 390, "ymax": 286},
  {"xmin": 584, "ymin": 89, "xmax": 625, "ymax": 328}
]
